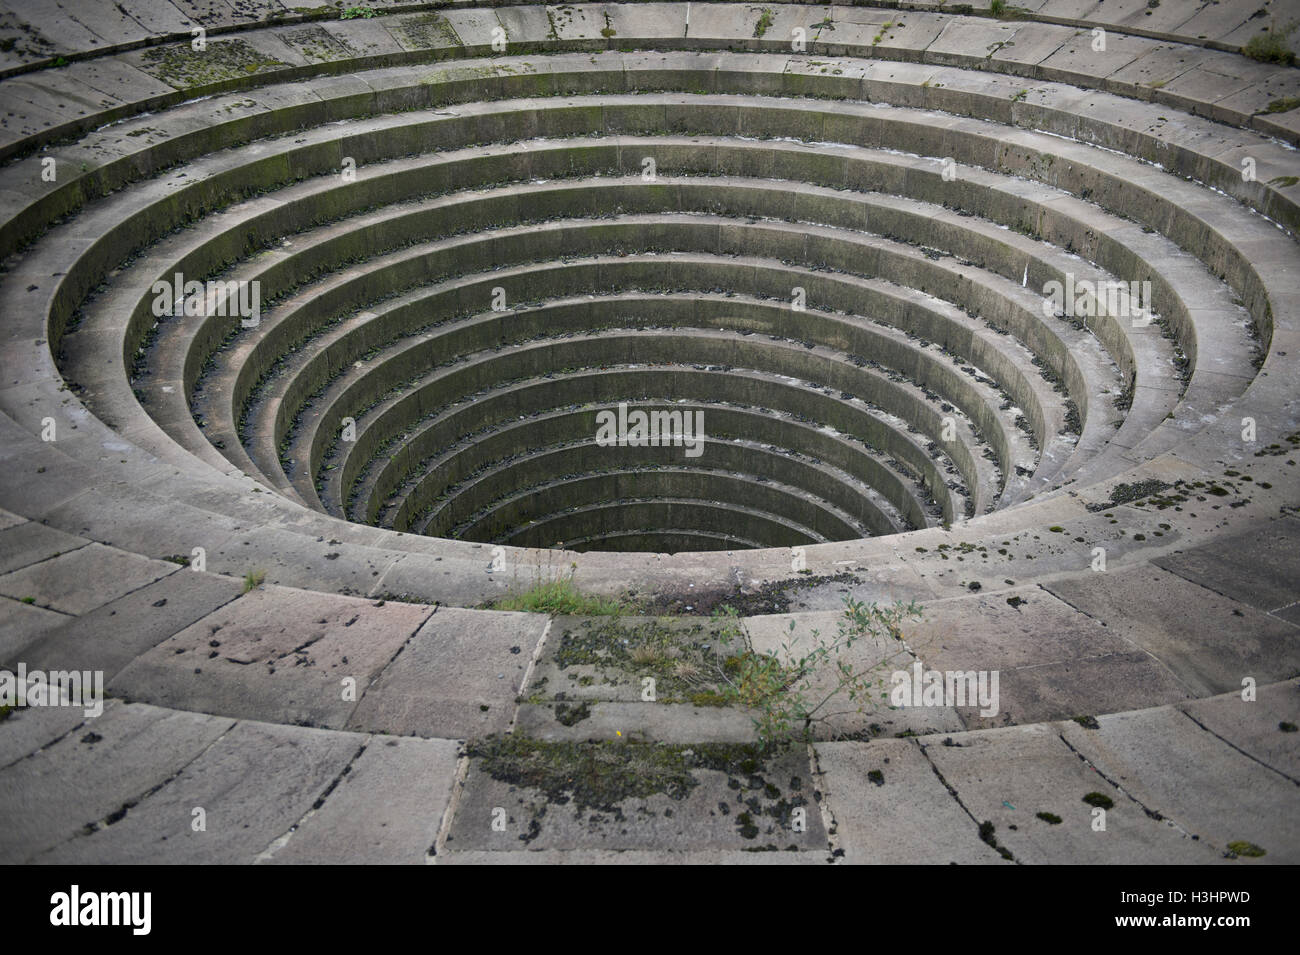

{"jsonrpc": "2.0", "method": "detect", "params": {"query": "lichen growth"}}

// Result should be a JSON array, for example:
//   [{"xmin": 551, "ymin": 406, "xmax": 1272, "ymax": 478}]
[{"xmin": 139, "ymin": 39, "xmax": 289, "ymax": 89}]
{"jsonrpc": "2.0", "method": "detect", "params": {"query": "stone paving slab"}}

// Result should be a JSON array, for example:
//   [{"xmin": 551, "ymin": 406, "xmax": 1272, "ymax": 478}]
[
  {"xmin": 0, "ymin": 595, "xmax": 68, "ymax": 661},
  {"xmin": 0, "ymin": 444, "xmax": 102, "ymax": 519},
  {"xmin": 8, "ymin": 71, "xmax": 123, "ymax": 118},
  {"xmin": 50, "ymin": 0, "xmax": 146, "ymax": 47},
  {"xmin": 1154, "ymin": 518, "xmax": 1300, "ymax": 613},
  {"xmin": 194, "ymin": 525, "xmax": 406, "ymax": 597},
  {"xmin": 745, "ymin": 609, "xmax": 965, "ymax": 738},
  {"xmin": 112, "ymin": 0, "xmax": 194, "ymax": 37},
  {"xmin": 40, "ymin": 718, "xmax": 362, "ymax": 864},
  {"xmin": 18, "ymin": 569, "xmax": 244, "ymax": 680},
  {"xmin": 109, "ymin": 585, "xmax": 433, "ymax": 730},
  {"xmin": 974, "ymin": 649, "xmax": 1190, "ymax": 729},
  {"xmin": 815, "ymin": 738, "xmax": 1007, "ymax": 864},
  {"xmin": 919, "ymin": 722, "xmax": 1219, "ymax": 864},
  {"xmin": 262, "ymin": 735, "xmax": 461, "ymax": 864},
  {"xmin": 900, "ymin": 586, "xmax": 1187, "ymax": 725},
  {"xmin": 163, "ymin": 0, "xmax": 243, "ymax": 31},
  {"xmin": 0, "ymin": 700, "xmax": 233, "ymax": 863},
  {"xmin": 927, "ymin": 17, "xmax": 1020, "ymax": 63},
  {"xmin": 369, "ymin": 549, "xmax": 491, "ymax": 603},
  {"xmin": 446, "ymin": 739, "xmax": 824, "ymax": 853},
  {"xmin": 383, "ymin": 11, "xmax": 464, "ymax": 53},
  {"xmin": 1179, "ymin": 680, "xmax": 1300, "ymax": 782},
  {"xmin": 0, "ymin": 543, "xmax": 177, "ymax": 615},
  {"xmin": 514, "ymin": 700, "xmax": 758, "ymax": 743},
  {"xmin": 274, "ymin": 24, "xmax": 354, "ymax": 64},
  {"xmin": 5, "ymin": 0, "xmax": 101, "ymax": 53},
  {"xmin": 440, "ymin": 8, "xmax": 502, "ymax": 48},
  {"xmin": 35, "ymin": 484, "xmax": 246, "ymax": 562},
  {"xmin": 0, "ymin": 520, "xmax": 87, "ymax": 575},
  {"xmin": 1106, "ymin": 42, "xmax": 1197, "ymax": 89},
  {"xmin": 490, "ymin": 4, "xmax": 550, "ymax": 49},
  {"xmin": 1045, "ymin": 563, "xmax": 1300, "ymax": 696},
  {"xmin": 1164, "ymin": 63, "xmax": 1256, "ymax": 109},
  {"xmin": 320, "ymin": 18, "xmax": 407, "ymax": 58},
  {"xmin": 0, "ymin": 698, "xmax": 87, "ymax": 770},
  {"xmin": 525, "ymin": 614, "xmax": 733, "ymax": 704},
  {"xmin": 346, "ymin": 606, "xmax": 546, "ymax": 738},
  {"xmin": 610, "ymin": 3, "xmax": 687, "ymax": 39},
  {"xmin": 1061, "ymin": 705, "xmax": 1300, "ymax": 862}
]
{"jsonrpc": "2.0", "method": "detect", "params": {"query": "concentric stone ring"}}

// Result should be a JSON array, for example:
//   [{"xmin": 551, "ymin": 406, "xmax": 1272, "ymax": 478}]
[{"xmin": 0, "ymin": 1, "xmax": 1297, "ymax": 865}]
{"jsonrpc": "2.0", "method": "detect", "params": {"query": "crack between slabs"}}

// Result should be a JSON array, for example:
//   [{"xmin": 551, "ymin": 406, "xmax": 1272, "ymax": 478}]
[
  {"xmin": 1177, "ymin": 706, "xmax": 1300, "ymax": 787},
  {"xmin": 915, "ymin": 736, "xmax": 1019, "ymax": 864},
  {"xmin": 429, "ymin": 750, "xmax": 472, "ymax": 862},
  {"xmin": 1042, "ymin": 581, "xmax": 1202, "ymax": 697},
  {"xmin": 507, "ymin": 616, "xmax": 551, "ymax": 734},
  {"xmin": 1055, "ymin": 729, "xmax": 1194, "ymax": 839},
  {"xmin": 0, "ymin": 713, "xmax": 89, "ymax": 773},
  {"xmin": 255, "ymin": 738, "xmax": 370, "ymax": 863},
  {"xmin": 806, "ymin": 740, "xmax": 842, "ymax": 864},
  {"xmin": 29, "ymin": 713, "xmax": 240, "ymax": 864},
  {"xmin": 350, "ymin": 600, "xmax": 439, "ymax": 718}
]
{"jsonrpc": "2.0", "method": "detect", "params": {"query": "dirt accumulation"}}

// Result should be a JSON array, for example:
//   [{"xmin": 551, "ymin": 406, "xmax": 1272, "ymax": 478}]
[{"xmin": 640, "ymin": 571, "xmax": 861, "ymax": 616}]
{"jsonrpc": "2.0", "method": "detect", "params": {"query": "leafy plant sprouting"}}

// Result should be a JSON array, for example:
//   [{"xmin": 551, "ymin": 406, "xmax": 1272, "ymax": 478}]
[{"xmin": 708, "ymin": 596, "xmax": 924, "ymax": 744}]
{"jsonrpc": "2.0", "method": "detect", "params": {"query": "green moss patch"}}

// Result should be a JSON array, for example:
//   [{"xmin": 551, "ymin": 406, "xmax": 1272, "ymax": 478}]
[
  {"xmin": 1087, "ymin": 479, "xmax": 1172, "ymax": 511},
  {"xmin": 553, "ymin": 700, "xmax": 591, "ymax": 726},
  {"xmin": 140, "ymin": 39, "xmax": 290, "ymax": 89},
  {"xmin": 978, "ymin": 820, "xmax": 1015, "ymax": 860},
  {"xmin": 548, "ymin": 615, "xmax": 744, "ymax": 701},
  {"xmin": 465, "ymin": 737, "xmax": 808, "ymax": 841},
  {"xmin": 1227, "ymin": 840, "xmax": 1266, "ymax": 857}
]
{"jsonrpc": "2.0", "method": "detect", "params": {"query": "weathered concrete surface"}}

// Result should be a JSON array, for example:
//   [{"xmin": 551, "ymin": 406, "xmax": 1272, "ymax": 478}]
[
  {"xmin": 0, "ymin": 697, "xmax": 89, "ymax": 769},
  {"xmin": 513, "ymin": 700, "xmax": 759, "ymax": 743},
  {"xmin": 346, "ymin": 606, "xmax": 547, "ymax": 738},
  {"xmin": 0, "ymin": 544, "xmax": 177, "ymax": 616},
  {"xmin": 0, "ymin": 1, "xmax": 1296, "ymax": 866},
  {"xmin": 1061, "ymin": 703, "xmax": 1300, "ymax": 863},
  {"xmin": 38, "ymin": 718, "xmax": 363, "ymax": 865},
  {"xmin": 109, "ymin": 586, "xmax": 434, "ymax": 729},
  {"xmin": 900, "ymin": 586, "xmax": 1191, "ymax": 728},
  {"xmin": 0, "ymin": 596, "xmax": 68, "ymax": 661},
  {"xmin": 261, "ymin": 735, "xmax": 461, "ymax": 865},
  {"xmin": 0, "ymin": 521, "xmax": 87, "ymax": 576},
  {"xmin": 0, "ymin": 702, "xmax": 234, "ymax": 863},
  {"xmin": 15, "ymin": 570, "xmax": 244, "ymax": 680},
  {"xmin": 917, "ymin": 723, "xmax": 1220, "ymax": 864},
  {"xmin": 745, "ymin": 609, "xmax": 965, "ymax": 738},
  {"xmin": 815, "ymin": 738, "xmax": 1009, "ymax": 865},
  {"xmin": 1179, "ymin": 680, "xmax": 1300, "ymax": 781},
  {"xmin": 446, "ymin": 740, "xmax": 824, "ymax": 854},
  {"xmin": 1046, "ymin": 563, "xmax": 1300, "ymax": 697},
  {"xmin": 1153, "ymin": 518, "xmax": 1300, "ymax": 614}
]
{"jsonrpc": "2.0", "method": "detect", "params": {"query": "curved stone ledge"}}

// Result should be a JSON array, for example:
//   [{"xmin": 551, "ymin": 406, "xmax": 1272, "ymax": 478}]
[
  {"xmin": 424, "ymin": 443, "xmax": 884, "ymax": 542},
  {"xmin": 386, "ymin": 402, "xmax": 918, "ymax": 537},
  {"xmin": 362, "ymin": 369, "xmax": 958, "ymax": 529},
  {"xmin": 1, "ymin": 2, "xmax": 1298, "ymax": 866}
]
